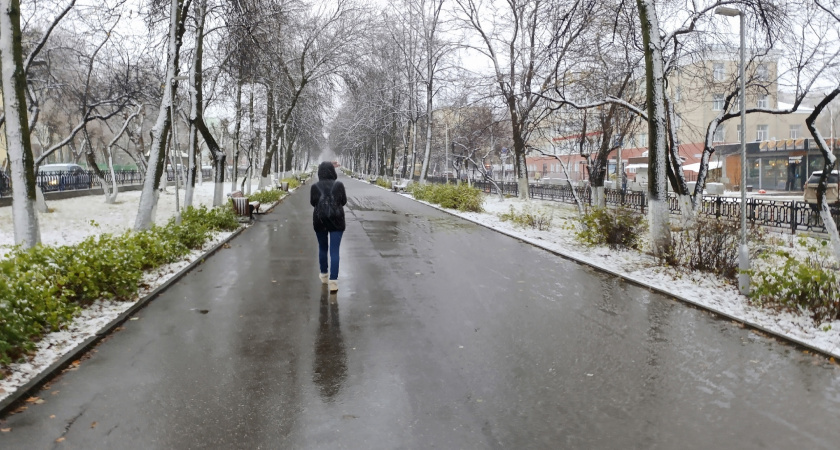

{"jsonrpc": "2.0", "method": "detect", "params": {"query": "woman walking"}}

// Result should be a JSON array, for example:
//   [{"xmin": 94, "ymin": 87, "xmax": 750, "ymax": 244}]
[{"xmin": 311, "ymin": 161, "xmax": 347, "ymax": 292}]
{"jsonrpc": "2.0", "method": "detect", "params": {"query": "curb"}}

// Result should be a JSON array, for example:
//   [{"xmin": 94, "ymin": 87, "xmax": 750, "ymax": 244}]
[
  {"xmin": 406, "ymin": 195, "xmax": 840, "ymax": 361},
  {"xmin": 0, "ymin": 224, "xmax": 250, "ymax": 416}
]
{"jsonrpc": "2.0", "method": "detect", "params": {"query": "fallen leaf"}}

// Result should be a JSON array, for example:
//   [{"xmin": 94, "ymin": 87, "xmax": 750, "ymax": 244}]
[
  {"xmin": 34, "ymin": 399, "xmax": 45, "ymax": 405},
  {"xmin": 50, "ymin": 415, "xmax": 56, "ymax": 419},
  {"xmin": 56, "ymin": 437, "xmax": 65, "ymax": 443},
  {"xmin": 51, "ymin": 390, "xmax": 60, "ymax": 395},
  {"xmin": 90, "ymin": 422, "xmax": 97, "ymax": 429},
  {"xmin": 26, "ymin": 397, "xmax": 40, "ymax": 403},
  {"xmin": 1, "ymin": 428, "xmax": 11, "ymax": 432},
  {"xmin": 11, "ymin": 406, "xmax": 27, "ymax": 414}
]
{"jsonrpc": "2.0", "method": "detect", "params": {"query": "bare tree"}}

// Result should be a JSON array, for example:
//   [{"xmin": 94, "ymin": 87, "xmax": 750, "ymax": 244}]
[
  {"xmin": 455, "ymin": 0, "xmax": 596, "ymax": 199},
  {"xmin": 1, "ymin": 0, "xmax": 41, "ymax": 247},
  {"xmin": 134, "ymin": 0, "xmax": 192, "ymax": 231}
]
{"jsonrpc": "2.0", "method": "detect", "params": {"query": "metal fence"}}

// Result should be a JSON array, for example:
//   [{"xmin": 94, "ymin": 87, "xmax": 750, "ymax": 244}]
[
  {"xmin": 0, "ymin": 168, "xmax": 216, "ymax": 197},
  {"xmin": 426, "ymin": 177, "xmax": 838, "ymax": 235}
]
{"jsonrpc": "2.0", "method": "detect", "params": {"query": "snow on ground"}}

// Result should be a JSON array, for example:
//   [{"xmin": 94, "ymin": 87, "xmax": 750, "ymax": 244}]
[
  {"xmin": 398, "ymin": 189, "xmax": 840, "ymax": 359},
  {"xmin": 0, "ymin": 180, "xmax": 272, "ymax": 401},
  {"xmin": 0, "ymin": 180, "xmax": 260, "ymax": 248}
]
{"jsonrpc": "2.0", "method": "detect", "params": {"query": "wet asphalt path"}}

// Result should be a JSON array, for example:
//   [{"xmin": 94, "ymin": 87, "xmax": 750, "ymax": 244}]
[{"xmin": 2, "ymin": 174, "xmax": 840, "ymax": 449}]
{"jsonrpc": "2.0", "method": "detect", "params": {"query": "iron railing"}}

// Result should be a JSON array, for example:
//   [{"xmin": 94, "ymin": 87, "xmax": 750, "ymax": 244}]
[
  {"xmin": 425, "ymin": 177, "xmax": 838, "ymax": 235},
  {"xmin": 0, "ymin": 168, "xmax": 216, "ymax": 197}
]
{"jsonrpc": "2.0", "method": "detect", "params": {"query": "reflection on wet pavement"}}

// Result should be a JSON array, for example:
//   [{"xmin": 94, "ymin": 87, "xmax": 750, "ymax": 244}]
[{"xmin": 313, "ymin": 286, "xmax": 346, "ymax": 402}]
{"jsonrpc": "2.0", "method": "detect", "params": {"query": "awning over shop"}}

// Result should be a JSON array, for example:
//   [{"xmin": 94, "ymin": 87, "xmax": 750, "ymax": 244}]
[{"xmin": 682, "ymin": 161, "xmax": 722, "ymax": 172}]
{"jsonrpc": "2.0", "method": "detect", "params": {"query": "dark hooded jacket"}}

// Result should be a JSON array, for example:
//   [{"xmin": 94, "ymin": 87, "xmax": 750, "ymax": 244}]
[{"xmin": 311, "ymin": 162, "xmax": 347, "ymax": 232}]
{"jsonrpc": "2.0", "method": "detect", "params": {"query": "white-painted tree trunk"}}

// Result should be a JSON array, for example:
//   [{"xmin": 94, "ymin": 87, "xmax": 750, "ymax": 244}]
[
  {"xmin": 0, "ymin": 0, "xmax": 40, "ymax": 247},
  {"xmin": 637, "ymin": 0, "xmax": 671, "ymax": 256},
  {"xmin": 135, "ymin": 0, "xmax": 182, "ymax": 231},
  {"xmin": 677, "ymin": 194, "xmax": 695, "ymax": 227},
  {"xmin": 591, "ymin": 186, "xmax": 605, "ymax": 209}
]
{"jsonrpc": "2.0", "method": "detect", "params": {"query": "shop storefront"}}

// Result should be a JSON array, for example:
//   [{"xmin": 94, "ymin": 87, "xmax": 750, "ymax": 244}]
[{"xmin": 717, "ymin": 138, "xmax": 839, "ymax": 191}]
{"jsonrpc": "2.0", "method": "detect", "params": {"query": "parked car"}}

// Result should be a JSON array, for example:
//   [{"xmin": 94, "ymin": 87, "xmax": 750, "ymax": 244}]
[
  {"xmin": 37, "ymin": 163, "xmax": 91, "ymax": 192},
  {"xmin": 803, "ymin": 170, "xmax": 840, "ymax": 206}
]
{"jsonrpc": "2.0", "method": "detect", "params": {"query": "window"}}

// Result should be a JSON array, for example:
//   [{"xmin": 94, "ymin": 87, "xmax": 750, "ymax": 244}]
[
  {"xmin": 756, "ymin": 124, "xmax": 769, "ymax": 141},
  {"xmin": 737, "ymin": 124, "xmax": 742, "ymax": 143},
  {"xmin": 714, "ymin": 126, "xmax": 725, "ymax": 142},
  {"xmin": 712, "ymin": 94, "xmax": 725, "ymax": 111},
  {"xmin": 757, "ymin": 64, "xmax": 769, "ymax": 81},
  {"xmin": 789, "ymin": 124, "xmax": 801, "ymax": 139},
  {"xmin": 638, "ymin": 133, "xmax": 648, "ymax": 147},
  {"xmin": 757, "ymin": 94, "xmax": 769, "ymax": 108},
  {"xmin": 713, "ymin": 63, "xmax": 725, "ymax": 81}
]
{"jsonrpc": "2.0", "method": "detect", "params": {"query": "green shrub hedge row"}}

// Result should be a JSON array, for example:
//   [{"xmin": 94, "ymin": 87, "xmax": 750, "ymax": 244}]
[
  {"xmin": 0, "ymin": 205, "xmax": 240, "ymax": 369},
  {"xmin": 247, "ymin": 189, "xmax": 286, "ymax": 204},
  {"xmin": 407, "ymin": 182, "xmax": 484, "ymax": 212}
]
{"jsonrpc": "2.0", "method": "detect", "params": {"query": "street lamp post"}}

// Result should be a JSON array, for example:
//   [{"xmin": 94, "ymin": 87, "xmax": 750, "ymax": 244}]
[{"xmin": 716, "ymin": 6, "xmax": 750, "ymax": 295}]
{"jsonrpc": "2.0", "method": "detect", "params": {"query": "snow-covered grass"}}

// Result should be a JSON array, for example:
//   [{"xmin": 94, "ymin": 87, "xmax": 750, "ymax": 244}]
[
  {"xmin": 400, "ymin": 190, "xmax": 840, "ymax": 360},
  {"xmin": 0, "ymin": 180, "xmax": 270, "ymax": 402}
]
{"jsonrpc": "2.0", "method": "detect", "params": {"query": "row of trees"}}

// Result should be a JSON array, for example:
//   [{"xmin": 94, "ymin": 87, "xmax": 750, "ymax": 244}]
[
  {"xmin": 3, "ymin": 0, "xmax": 840, "ymax": 260},
  {"xmin": 328, "ymin": 0, "xmax": 840, "ymax": 258},
  {"xmin": 3, "ymin": 0, "xmax": 368, "ymax": 248}
]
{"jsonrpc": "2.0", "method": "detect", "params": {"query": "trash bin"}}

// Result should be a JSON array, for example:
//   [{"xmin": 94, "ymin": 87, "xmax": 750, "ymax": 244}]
[
  {"xmin": 281, "ymin": 181, "xmax": 289, "ymax": 191},
  {"xmin": 746, "ymin": 185, "xmax": 753, "ymax": 192}
]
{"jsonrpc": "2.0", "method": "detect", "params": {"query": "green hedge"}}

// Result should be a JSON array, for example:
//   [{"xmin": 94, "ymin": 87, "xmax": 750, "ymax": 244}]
[
  {"xmin": 247, "ymin": 189, "xmax": 286, "ymax": 204},
  {"xmin": 407, "ymin": 182, "xmax": 484, "ymax": 212},
  {"xmin": 0, "ymin": 205, "xmax": 240, "ymax": 368}
]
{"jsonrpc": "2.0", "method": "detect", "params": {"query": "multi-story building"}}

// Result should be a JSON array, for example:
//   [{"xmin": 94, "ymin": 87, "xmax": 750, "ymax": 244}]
[{"xmin": 526, "ymin": 51, "xmax": 840, "ymax": 191}]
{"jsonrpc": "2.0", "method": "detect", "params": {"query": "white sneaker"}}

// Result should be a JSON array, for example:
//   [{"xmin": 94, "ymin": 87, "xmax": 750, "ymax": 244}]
[
  {"xmin": 328, "ymin": 279, "xmax": 338, "ymax": 292},
  {"xmin": 319, "ymin": 273, "xmax": 328, "ymax": 284}
]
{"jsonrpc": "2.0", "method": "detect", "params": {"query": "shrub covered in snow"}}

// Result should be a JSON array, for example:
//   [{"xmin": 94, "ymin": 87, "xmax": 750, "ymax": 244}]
[
  {"xmin": 0, "ymin": 205, "xmax": 239, "ymax": 369},
  {"xmin": 575, "ymin": 206, "xmax": 646, "ymax": 250},
  {"xmin": 499, "ymin": 205, "xmax": 553, "ymax": 230},
  {"xmin": 667, "ymin": 216, "xmax": 750, "ymax": 280},
  {"xmin": 750, "ymin": 239, "xmax": 840, "ymax": 322}
]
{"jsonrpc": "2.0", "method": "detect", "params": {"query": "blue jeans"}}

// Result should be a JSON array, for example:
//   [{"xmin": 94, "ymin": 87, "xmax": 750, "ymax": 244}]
[{"xmin": 315, "ymin": 231, "xmax": 344, "ymax": 280}]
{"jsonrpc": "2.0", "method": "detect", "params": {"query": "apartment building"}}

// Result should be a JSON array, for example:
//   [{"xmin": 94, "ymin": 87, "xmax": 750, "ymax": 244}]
[{"xmin": 527, "ymin": 51, "xmax": 839, "ymax": 191}]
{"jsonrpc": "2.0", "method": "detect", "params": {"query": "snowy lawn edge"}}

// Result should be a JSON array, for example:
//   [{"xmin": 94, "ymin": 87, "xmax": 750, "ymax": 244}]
[{"xmin": 397, "ymin": 192, "xmax": 840, "ymax": 360}]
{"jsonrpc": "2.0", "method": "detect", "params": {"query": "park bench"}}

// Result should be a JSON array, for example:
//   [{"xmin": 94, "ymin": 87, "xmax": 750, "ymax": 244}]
[
  {"xmin": 228, "ymin": 191, "xmax": 260, "ymax": 218},
  {"xmin": 392, "ymin": 178, "xmax": 412, "ymax": 192}
]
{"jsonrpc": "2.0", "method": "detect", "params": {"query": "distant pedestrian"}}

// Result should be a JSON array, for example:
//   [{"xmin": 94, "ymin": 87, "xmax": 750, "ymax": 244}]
[{"xmin": 311, "ymin": 161, "xmax": 348, "ymax": 292}]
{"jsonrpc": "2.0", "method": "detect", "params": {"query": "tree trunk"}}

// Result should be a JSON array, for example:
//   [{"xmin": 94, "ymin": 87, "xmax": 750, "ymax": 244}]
[
  {"xmin": 637, "ymin": 0, "xmax": 671, "ymax": 256},
  {"xmin": 260, "ymin": 83, "xmax": 275, "ymax": 187},
  {"xmin": 231, "ymin": 73, "xmax": 242, "ymax": 192},
  {"xmin": 419, "ymin": 80, "xmax": 433, "ymax": 183},
  {"xmin": 0, "ymin": 0, "xmax": 40, "ymax": 247},
  {"xmin": 135, "ymin": 0, "xmax": 187, "ymax": 230},
  {"xmin": 806, "ymin": 87, "xmax": 840, "ymax": 262}
]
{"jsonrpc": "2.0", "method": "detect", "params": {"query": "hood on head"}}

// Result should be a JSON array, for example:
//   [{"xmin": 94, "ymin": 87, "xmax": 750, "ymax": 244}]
[{"xmin": 318, "ymin": 161, "xmax": 337, "ymax": 180}]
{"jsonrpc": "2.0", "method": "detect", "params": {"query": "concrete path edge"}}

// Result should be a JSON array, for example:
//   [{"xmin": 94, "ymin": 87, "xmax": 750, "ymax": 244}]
[{"xmin": 0, "ymin": 195, "xmax": 290, "ymax": 416}]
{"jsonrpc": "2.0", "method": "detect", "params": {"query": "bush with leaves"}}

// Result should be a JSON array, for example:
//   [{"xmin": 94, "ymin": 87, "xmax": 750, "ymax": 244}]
[
  {"xmin": 0, "ymin": 205, "xmax": 241, "ymax": 368},
  {"xmin": 247, "ymin": 189, "xmax": 285, "ymax": 205},
  {"xmin": 667, "ymin": 216, "xmax": 749, "ymax": 279},
  {"xmin": 499, "ymin": 205, "xmax": 553, "ymax": 230},
  {"xmin": 376, "ymin": 177, "xmax": 392, "ymax": 189},
  {"xmin": 750, "ymin": 240, "xmax": 840, "ymax": 322},
  {"xmin": 281, "ymin": 177, "xmax": 301, "ymax": 190},
  {"xmin": 575, "ymin": 206, "xmax": 646, "ymax": 250},
  {"xmin": 408, "ymin": 182, "xmax": 484, "ymax": 212}
]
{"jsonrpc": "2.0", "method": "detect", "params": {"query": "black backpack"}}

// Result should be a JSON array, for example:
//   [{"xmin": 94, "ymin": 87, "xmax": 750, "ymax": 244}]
[{"xmin": 316, "ymin": 183, "xmax": 341, "ymax": 227}]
